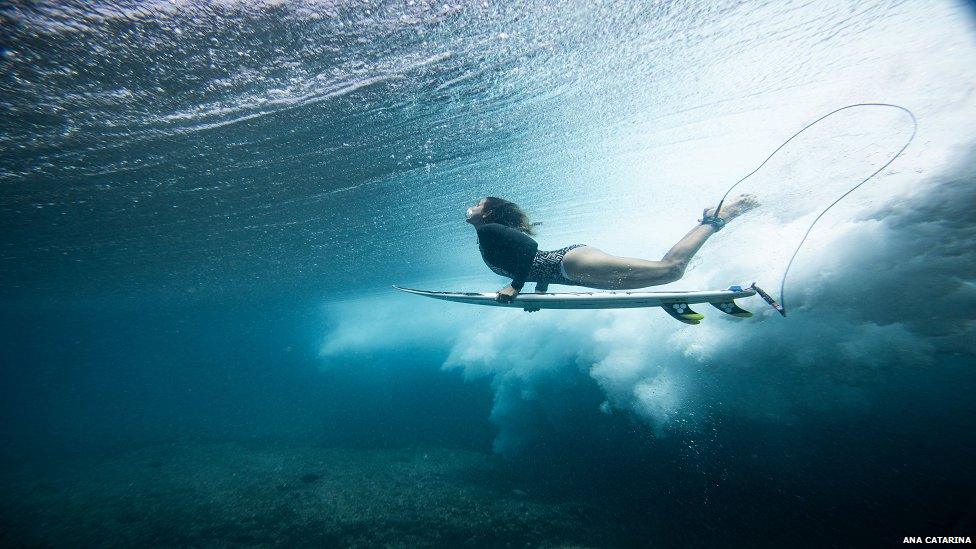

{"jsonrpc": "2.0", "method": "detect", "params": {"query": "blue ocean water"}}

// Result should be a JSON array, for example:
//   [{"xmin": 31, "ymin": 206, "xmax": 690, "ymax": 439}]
[{"xmin": 2, "ymin": 0, "xmax": 975, "ymax": 546}]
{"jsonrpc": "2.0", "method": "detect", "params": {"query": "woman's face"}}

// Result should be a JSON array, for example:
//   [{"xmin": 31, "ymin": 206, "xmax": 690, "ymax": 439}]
[{"xmin": 465, "ymin": 198, "xmax": 487, "ymax": 224}]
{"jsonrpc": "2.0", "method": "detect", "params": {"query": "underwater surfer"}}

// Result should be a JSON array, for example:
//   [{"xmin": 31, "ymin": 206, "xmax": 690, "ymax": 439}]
[{"xmin": 466, "ymin": 195, "xmax": 758, "ymax": 303}]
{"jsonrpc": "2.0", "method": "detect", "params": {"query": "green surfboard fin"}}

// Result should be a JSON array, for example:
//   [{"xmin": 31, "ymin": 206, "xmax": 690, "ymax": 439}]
[{"xmin": 661, "ymin": 302, "xmax": 704, "ymax": 324}]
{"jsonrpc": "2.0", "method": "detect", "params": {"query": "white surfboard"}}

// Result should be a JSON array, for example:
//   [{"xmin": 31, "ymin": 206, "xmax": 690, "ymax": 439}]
[{"xmin": 393, "ymin": 285, "xmax": 758, "ymax": 324}]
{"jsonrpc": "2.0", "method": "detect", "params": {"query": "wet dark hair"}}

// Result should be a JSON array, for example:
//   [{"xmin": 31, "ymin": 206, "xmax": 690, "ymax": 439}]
[{"xmin": 482, "ymin": 196, "xmax": 536, "ymax": 235}]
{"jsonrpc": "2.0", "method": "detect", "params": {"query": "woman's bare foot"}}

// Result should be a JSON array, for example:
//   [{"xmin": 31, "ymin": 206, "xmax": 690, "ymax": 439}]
[{"xmin": 705, "ymin": 193, "xmax": 759, "ymax": 222}]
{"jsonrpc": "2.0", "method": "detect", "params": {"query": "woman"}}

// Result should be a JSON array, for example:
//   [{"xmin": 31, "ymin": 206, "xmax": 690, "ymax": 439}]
[{"xmin": 466, "ymin": 194, "xmax": 758, "ymax": 303}]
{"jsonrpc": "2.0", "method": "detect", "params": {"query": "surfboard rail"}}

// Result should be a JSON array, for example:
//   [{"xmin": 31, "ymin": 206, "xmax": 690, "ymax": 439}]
[{"xmin": 393, "ymin": 285, "xmax": 759, "ymax": 322}]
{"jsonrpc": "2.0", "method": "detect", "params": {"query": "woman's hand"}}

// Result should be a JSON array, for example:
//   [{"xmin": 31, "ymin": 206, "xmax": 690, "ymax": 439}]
[{"xmin": 496, "ymin": 285, "xmax": 519, "ymax": 303}]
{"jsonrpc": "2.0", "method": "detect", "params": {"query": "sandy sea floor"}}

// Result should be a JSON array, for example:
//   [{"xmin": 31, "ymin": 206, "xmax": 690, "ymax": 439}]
[{"xmin": 0, "ymin": 442, "xmax": 619, "ymax": 547}]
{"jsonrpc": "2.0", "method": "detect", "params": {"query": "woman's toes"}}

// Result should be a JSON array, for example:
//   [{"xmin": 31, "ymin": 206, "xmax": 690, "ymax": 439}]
[
  {"xmin": 703, "ymin": 194, "xmax": 758, "ymax": 221},
  {"xmin": 717, "ymin": 195, "xmax": 755, "ymax": 220},
  {"xmin": 737, "ymin": 195, "xmax": 759, "ymax": 212}
]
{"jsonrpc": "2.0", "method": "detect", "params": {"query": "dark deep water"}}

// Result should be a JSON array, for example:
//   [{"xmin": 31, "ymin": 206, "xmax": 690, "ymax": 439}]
[
  {"xmin": 2, "ymin": 297, "xmax": 975, "ymax": 546},
  {"xmin": 3, "ymin": 1, "xmax": 976, "ymax": 547}
]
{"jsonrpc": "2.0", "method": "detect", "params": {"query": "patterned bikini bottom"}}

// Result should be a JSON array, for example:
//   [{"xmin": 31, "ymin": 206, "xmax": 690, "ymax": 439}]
[{"xmin": 528, "ymin": 244, "xmax": 587, "ymax": 286}]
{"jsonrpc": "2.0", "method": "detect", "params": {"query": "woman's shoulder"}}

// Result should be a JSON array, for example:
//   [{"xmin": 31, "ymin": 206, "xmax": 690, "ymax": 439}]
[
  {"xmin": 480, "ymin": 222, "xmax": 531, "ymax": 232},
  {"xmin": 477, "ymin": 224, "xmax": 538, "ymax": 251},
  {"xmin": 476, "ymin": 222, "xmax": 508, "ymax": 236},
  {"xmin": 479, "ymin": 223, "xmax": 534, "ymax": 238}
]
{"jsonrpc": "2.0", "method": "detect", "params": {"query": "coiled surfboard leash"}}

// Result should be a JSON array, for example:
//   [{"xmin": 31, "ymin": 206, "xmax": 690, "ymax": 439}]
[{"xmin": 712, "ymin": 103, "xmax": 918, "ymax": 317}]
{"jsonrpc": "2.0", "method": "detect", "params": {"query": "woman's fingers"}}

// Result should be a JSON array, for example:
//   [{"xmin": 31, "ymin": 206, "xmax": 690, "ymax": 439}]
[{"xmin": 496, "ymin": 287, "xmax": 517, "ymax": 303}]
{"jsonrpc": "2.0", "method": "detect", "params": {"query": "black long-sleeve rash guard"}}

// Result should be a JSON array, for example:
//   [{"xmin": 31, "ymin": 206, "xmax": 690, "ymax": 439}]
[{"xmin": 475, "ymin": 223, "xmax": 538, "ymax": 291}]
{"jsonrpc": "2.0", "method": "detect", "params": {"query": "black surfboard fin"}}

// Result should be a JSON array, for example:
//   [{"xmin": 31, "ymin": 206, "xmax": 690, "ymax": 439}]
[{"xmin": 710, "ymin": 301, "xmax": 753, "ymax": 317}]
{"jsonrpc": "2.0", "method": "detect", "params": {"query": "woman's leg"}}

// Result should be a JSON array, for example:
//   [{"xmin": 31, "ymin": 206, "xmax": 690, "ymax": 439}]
[
  {"xmin": 562, "ymin": 194, "xmax": 757, "ymax": 290},
  {"xmin": 660, "ymin": 223, "xmax": 719, "ymax": 272},
  {"xmin": 561, "ymin": 224, "xmax": 716, "ymax": 290}
]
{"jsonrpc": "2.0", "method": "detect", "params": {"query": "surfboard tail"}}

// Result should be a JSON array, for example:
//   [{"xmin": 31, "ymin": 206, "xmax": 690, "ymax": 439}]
[{"xmin": 750, "ymin": 283, "xmax": 786, "ymax": 317}]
